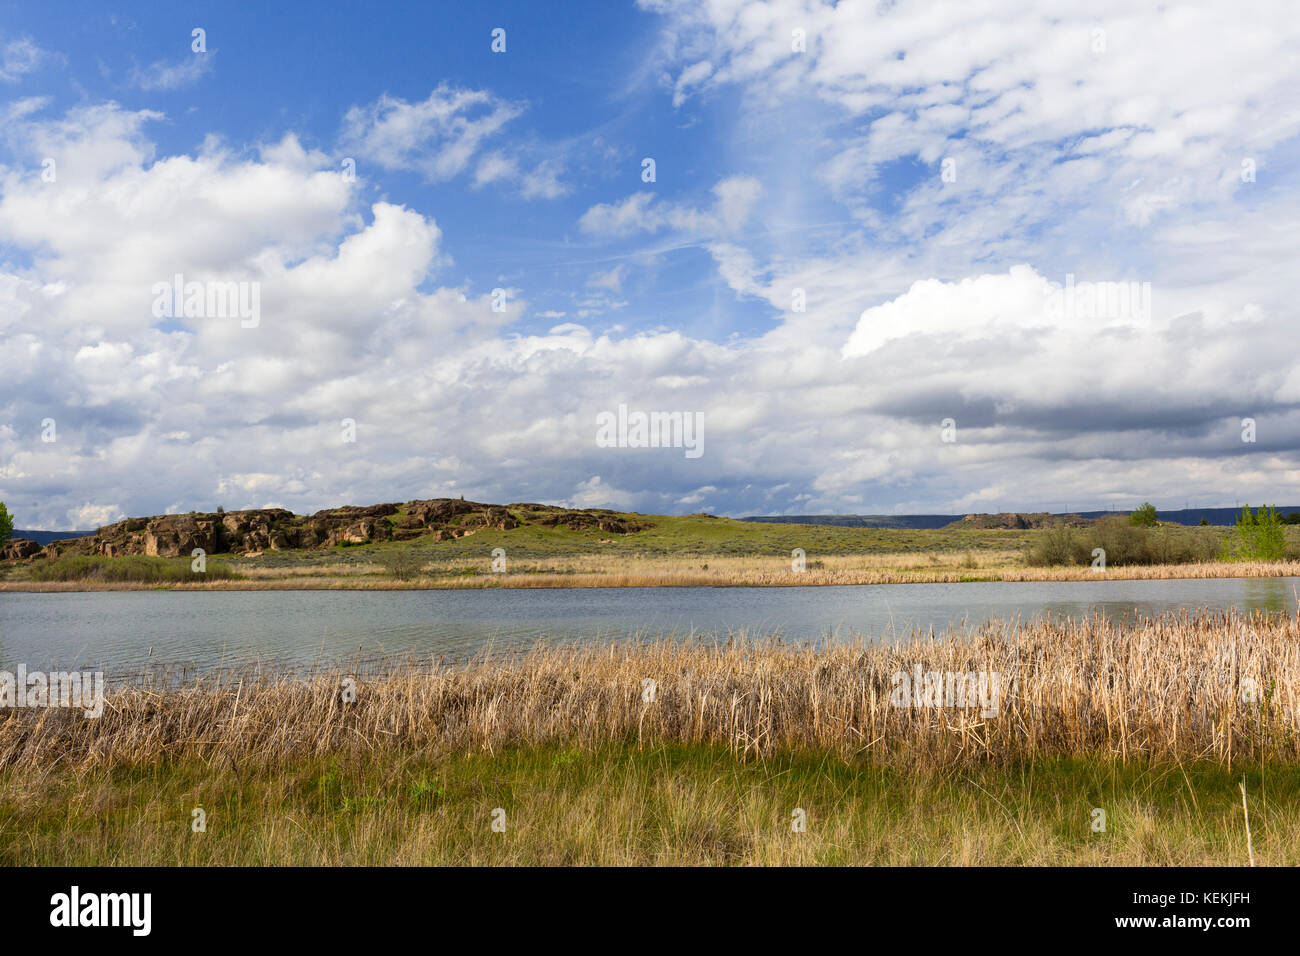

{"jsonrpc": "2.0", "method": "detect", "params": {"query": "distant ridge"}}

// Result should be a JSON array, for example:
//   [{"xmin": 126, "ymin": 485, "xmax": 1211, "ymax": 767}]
[
  {"xmin": 743, "ymin": 513, "xmax": 958, "ymax": 530},
  {"xmin": 12, "ymin": 529, "xmax": 96, "ymax": 545},
  {"xmin": 741, "ymin": 507, "xmax": 1300, "ymax": 530}
]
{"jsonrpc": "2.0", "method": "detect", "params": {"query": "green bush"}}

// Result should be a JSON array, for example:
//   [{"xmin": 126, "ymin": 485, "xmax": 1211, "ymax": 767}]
[
  {"xmin": 376, "ymin": 549, "xmax": 424, "ymax": 581},
  {"xmin": 1028, "ymin": 527, "xmax": 1081, "ymax": 566},
  {"xmin": 1221, "ymin": 505, "xmax": 1287, "ymax": 562},
  {"xmin": 27, "ymin": 555, "xmax": 241, "ymax": 583},
  {"xmin": 1129, "ymin": 502, "xmax": 1159, "ymax": 527},
  {"xmin": 1026, "ymin": 518, "xmax": 1219, "ymax": 567}
]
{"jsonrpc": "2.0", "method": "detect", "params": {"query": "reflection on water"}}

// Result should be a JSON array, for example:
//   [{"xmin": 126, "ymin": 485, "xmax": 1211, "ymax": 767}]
[
  {"xmin": 1240, "ymin": 578, "xmax": 1297, "ymax": 616},
  {"xmin": 1, "ymin": 576, "xmax": 1297, "ymax": 679}
]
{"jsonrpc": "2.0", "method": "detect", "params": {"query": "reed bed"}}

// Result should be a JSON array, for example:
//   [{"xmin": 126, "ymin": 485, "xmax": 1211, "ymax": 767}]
[
  {"xmin": 3, "ymin": 610, "xmax": 1297, "ymax": 772},
  {"xmin": 4, "ymin": 557, "xmax": 1300, "ymax": 591}
]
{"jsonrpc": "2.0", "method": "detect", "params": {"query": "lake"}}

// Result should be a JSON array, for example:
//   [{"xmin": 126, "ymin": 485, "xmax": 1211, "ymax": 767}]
[{"xmin": 1, "ymin": 577, "xmax": 1297, "ymax": 679}]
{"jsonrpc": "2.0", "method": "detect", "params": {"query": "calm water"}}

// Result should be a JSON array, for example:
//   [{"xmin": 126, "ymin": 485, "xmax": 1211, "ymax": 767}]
[{"xmin": 1, "ymin": 577, "xmax": 1297, "ymax": 678}]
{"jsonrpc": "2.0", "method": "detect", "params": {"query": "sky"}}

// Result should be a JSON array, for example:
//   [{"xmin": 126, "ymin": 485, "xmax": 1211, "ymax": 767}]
[{"xmin": 1, "ymin": 0, "xmax": 1298, "ymax": 530}]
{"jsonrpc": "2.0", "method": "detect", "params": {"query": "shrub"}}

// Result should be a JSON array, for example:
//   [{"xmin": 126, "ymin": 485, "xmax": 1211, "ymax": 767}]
[
  {"xmin": 1027, "ymin": 527, "xmax": 1080, "ymax": 566},
  {"xmin": 28, "ymin": 555, "xmax": 241, "ymax": 583},
  {"xmin": 1027, "ymin": 518, "xmax": 1219, "ymax": 567},
  {"xmin": 1221, "ymin": 505, "xmax": 1287, "ymax": 562},
  {"xmin": 0, "ymin": 502, "xmax": 12, "ymax": 548},
  {"xmin": 377, "ymin": 549, "xmax": 424, "ymax": 581}
]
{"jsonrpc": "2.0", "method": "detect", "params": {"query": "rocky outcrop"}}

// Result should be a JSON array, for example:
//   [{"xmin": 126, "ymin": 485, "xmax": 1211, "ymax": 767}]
[
  {"xmin": 532, "ymin": 508, "xmax": 648, "ymax": 534},
  {"xmin": 2, "ymin": 499, "xmax": 651, "ymax": 562},
  {"xmin": 2, "ymin": 539, "xmax": 43, "ymax": 561},
  {"xmin": 144, "ymin": 515, "xmax": 221, "ymax": 557},
  {"xmin": 948, "ymin": 512, "xmax": 1094, "ymax": 530}
]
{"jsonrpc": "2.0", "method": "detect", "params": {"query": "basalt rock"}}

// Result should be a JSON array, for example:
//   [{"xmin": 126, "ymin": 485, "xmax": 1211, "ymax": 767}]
[
  {"xmin": 1, "ymin": 539, "xmax": 42, "ymax": 561},
  {"xmin": 143, "ymin": 515, "xmax": 221, "ymax": 558},
  {"xmin": 533, "ymin": 509, "xmax": 649, "ymax": 534},
  {"xmin": 3, "ymin": 498, "xmax": 650, "ymax": 562}
]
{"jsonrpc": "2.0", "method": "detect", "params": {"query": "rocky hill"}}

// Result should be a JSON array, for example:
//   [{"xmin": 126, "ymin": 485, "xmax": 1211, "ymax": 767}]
[
  {"xmin": 945, "ymin": 512, "xmax": 1096, "ymax": 530},
  {"xmin": 1, "ymin": 500, "xmax": 651, "ymax": 562}
]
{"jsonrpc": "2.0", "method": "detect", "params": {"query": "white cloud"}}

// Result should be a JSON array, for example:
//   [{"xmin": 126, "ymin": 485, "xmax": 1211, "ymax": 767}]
[
  {"xmin": 473, "ymin": 151, "xmax": 518, "ymax": 186},
  {"xmin": 341, "ymin": 85, "xmax": 568, "ymax": 199},
  {"xmin": 67, "ymin": 502, "xmax": 123, "ymax": 530},
  {"xmin": 647, "ymin": 0, "xmax": 1300, "ymax": 227},
  {"xmin": 3, "ymin": 9, "xmax": 1300, "ymax": 527},
  {"xmin": 587, "ymin": 264, "xmax": 625, "ymax": 292},
  {"xmin": 580, "ymin": 175, "xmax": 763, "ymax": 236},
  {"xmin": 672, "ymin": 60, "xmax": 713, "ymax": 107},
  {"xmin": 520, "ymin": 158, "xmax": 569, "ymax": 199},
  {"xmin": 340, "ymin": 84, "xmax": 524, "ymax": 182},
  {"xmin": 0, "ymin": 37, "xmax": 50, "ymax": 82},
  {"xmin": 131, "ymin": 53, "xmax": 213, "ymax": 91}
]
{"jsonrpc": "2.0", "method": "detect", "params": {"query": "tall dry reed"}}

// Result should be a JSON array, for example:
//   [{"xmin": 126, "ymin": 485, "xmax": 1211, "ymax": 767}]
[{"xmin": 2, "ymin": 611, "xmax": 1296, "ymax": 771}]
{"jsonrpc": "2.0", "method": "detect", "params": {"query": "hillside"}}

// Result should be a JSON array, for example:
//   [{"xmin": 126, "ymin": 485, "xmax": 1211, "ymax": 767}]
[
  {"xmin": 2, "ymin": 500, "xmax": 651, "ymax": 562},
  {"xmin": 745, "ymin": 506, "xmax": 1300, "ymax": 529}
]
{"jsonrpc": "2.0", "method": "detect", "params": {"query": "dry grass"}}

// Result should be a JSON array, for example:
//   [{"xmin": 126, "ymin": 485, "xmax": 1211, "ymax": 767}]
[
  {"xmin": 4, "ymin": 555, "xmax": 1299, "ymax": 591},
  {"xmin": 3, "ymin": 610, "xmax": 1296, "ymax": 770},
  {"xmin": 2, "ymin": 611, "xmax": 1295, "ymax": 865}
]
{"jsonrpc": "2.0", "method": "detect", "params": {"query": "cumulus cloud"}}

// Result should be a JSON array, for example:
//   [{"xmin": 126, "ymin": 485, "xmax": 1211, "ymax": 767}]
[
  {"xmin": 841, "ymin": 265, "xmax": 1158, "ymax": 357},
  {"xmin": 2, "ymin": 7, "xmax": 1299, "ymax": 528},
  {"xmin": 67, "ymin": 502, "xmax": 124, "ymax": 529}
]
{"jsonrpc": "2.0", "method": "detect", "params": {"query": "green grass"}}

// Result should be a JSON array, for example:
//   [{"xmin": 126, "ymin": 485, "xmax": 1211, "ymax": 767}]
[
  {"xmin": 238, "ymin": 514, "xmax": 1300, "ymax": 571},
  {"xmin": 0, "ymin": 744, "xmax": 1284, "ymax": 865},
  {"xmin": 9, "ymin": 513, "xmax": 1297, "ymax": 583},
  {"xmin": 241, "ymin": 513, "xmax": 1041, "ymax": 570}
]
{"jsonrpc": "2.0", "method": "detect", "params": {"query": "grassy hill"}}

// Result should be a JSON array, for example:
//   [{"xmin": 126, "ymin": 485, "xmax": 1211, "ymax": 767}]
[{"xmin": 7, "ymin": 501, "xmax": 1300, "ymax": 590}]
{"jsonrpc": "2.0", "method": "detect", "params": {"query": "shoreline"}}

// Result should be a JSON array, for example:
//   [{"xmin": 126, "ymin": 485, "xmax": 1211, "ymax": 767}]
[
  {"xmin": 4, "ymin": 559, "xmax": 1300, "ymax": 592},
  {"xmin": 1, "ymin": 615, "xmax": 1291, "ymax": 865}
]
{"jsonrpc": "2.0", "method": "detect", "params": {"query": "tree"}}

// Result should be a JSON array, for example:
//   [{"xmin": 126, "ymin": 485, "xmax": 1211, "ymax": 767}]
[
  {"xmin": 1130, "ymin": 502, "xmax": 1159, "ymax": 527},
  {"xmin": 0, "ymin": 502, "xmax": 12, "ymax": 548},
  {"xmin": 1223, "ymin": 505, "xmax": 1287, "ymax": 561}
]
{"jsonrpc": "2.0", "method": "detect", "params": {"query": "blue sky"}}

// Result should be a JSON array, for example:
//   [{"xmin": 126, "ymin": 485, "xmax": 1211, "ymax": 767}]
[
  {"xmin": 3, "ymin": 0, "xmax": 761, "ymax": 336},
  {"xmin": 2, "ymin": 0, "xmax": 1299, "ymax": 528}
]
